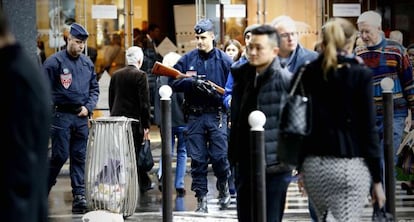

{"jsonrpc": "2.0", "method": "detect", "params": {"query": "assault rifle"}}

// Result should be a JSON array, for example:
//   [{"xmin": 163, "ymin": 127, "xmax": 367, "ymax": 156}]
[{"xmin": 151, "ymin": 61, "xmax": 225, "ymax": 95}]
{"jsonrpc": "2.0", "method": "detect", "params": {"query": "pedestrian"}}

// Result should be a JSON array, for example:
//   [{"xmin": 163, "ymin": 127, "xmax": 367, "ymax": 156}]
[
  {"xmin": 222, "ymin": 38, "xmax": 243, "ymax": 197},
  {"xmin": 223, "ymin": 39, "xmax": 242, "ymax": 62},
  {"xmin": 140, "ymin": 23, "xmax": 163, "ymax": 123},
  {"xmin": 1, "ymin": 11, "xmax": 51, "ymax": 222},
  {"xmin": 223, "ymin": 25, "xmax": 260, "ymax": 198},
  {"xmin": 156, "ymin": 52, "xmax": 187, "ymax": 197},
  {"xmin": 297, "ymin": 17, "xmax": 386, "ymax": 221},
  {"xmin": 101, "ymin": 33, "xmax": 125, "ymax": 77},
  {"xmin": 399, "ymin": 42, "xmax": 414, "ymax": 194},
  {"xmin": 271, "ymin": 15, "xmax": 318, "ymax": 75},
  {"xmin": 355, "ymin": 10, "xmax": 414, "ymax": 183},
  {"xmin": 170, "ymin": 18, "xmax": 233, "ymax": 213},
  {"xmin": 43, "ymin": 22, "xmax": 100, "ymax": 214},
  {"xmin": 223, "ymin": 24, "xmax": 260, "ymax": 111},
  {"xmin": 229, "ymin": 24, "xmax": 293, "ymax": 222},
  {"xmin": 108, "ymin": 46, "xmax": 154, "ymax": 193},
  {"xmin": 270, "ymin": 15, "xmax": 319, "ymax": 221}
]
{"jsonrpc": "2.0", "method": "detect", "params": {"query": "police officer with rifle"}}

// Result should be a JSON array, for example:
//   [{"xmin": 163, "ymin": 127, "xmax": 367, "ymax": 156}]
[{"xmin": 168, "ymin": 18, "xmax": 233, "ymax": 213}]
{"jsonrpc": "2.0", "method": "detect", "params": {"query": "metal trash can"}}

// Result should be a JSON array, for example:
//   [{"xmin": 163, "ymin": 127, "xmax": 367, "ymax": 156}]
[{"xmin": 85, "ymin": 116, "xmax": 139, "ymax": 218}]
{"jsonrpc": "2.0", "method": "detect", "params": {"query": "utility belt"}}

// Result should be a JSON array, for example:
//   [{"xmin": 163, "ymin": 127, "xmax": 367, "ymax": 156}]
[
  {"xmin": 186, "ymin": 106, "xmax": 221, "ymax": 115},
  {"xmin": 54, "ymin": 104, "xmax": 82, "ymax": 114},
  {"xmin": 184, "ymin": 104, "xmax": 225, "ymax": 127}
]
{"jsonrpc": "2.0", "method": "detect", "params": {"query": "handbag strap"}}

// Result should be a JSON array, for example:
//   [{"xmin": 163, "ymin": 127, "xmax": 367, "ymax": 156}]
[{"xmin": 289, "ymin": 61, "xmax": 309, "ymax": 96}]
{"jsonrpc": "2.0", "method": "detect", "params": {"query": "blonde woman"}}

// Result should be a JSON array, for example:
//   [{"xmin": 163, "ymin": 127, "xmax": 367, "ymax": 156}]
[{"xmin": 298, "ymin": 18, "xmax": 386, "ymax": 221}]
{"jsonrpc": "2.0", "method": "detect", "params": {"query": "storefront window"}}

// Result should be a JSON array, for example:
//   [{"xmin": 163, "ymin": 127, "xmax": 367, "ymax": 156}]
[{"xmin": 36, "ymin": 0, "xmax": 148, "ymax": 72}]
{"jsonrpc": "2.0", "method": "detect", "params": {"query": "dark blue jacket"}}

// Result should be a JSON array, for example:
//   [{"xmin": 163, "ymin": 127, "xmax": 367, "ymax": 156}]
[
  {"xmin": 43, "ymin": 50, "xmax": 99, "ymax": 114},
  {"xmin": 171, "ymin": 48, "xmax": 233, "ymax": 108}
]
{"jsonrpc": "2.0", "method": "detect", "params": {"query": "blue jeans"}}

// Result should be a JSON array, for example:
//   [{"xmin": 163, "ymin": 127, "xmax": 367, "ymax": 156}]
[
  {"xmin": 376, "ymin": 116, "xmax": 406, "ymax": 181},
  {"xmin": 157, "ymin": 126, "xmax": 187, "ymax": 189}
]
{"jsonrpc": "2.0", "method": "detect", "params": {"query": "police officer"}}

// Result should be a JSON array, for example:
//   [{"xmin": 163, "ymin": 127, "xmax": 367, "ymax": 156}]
[
  {"xmin": 43, "ymin": 23, "xmax": 99, "ymax": 214},
  {"xmin": 170, "ymin": 18, "xmax": 233, "ymax": 213}
]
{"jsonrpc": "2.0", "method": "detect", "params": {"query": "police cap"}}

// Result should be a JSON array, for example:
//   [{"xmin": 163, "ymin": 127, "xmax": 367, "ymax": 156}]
[
  {"xmin": 70, "ymin": 23, "xmax": 89, "ymax": 41},
  {"xmin": 194, "ymin": 19, "xmax": 214, "ymax": 34}
]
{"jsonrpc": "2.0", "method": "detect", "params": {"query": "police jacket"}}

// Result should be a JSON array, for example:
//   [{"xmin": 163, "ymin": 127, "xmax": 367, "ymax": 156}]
[
  {"xmin": 299, "ymin": 54, "xmax": 382, "ymax": 183},
  {"xmin": 229, "ymin": 58, "xmax": 293, "ymax": 173},
  {"xmin": 43, "ymin": 50, "xmax": 99, "ymax": 114},
  {"xmin": 171, "ymin": 48, "xmax": 233, "ymax": 109}
]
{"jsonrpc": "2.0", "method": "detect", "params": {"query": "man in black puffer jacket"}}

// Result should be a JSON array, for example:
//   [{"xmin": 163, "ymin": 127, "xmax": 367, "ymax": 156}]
[{"xmin": 229, "ymin": 25, "xmax": 293, "ymax": 222}]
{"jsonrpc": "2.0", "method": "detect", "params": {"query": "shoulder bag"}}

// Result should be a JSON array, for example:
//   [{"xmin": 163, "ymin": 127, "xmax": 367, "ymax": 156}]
[{"xmin": 277, "ymin": 65, "xmax": 311, "ymax": 167}]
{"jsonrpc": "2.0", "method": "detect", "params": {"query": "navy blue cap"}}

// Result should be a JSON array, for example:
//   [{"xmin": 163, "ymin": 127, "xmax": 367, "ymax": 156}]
[
  {"xmin": 70, "ymin": 23, "xmax": 89, "ymax": 41},
  {"xmin": 194, "ymin": 19, "xmax": 214, "ymax": 34}
]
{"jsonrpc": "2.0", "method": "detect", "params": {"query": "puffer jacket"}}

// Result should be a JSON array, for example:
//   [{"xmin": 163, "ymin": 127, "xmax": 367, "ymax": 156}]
[{"xmin": 229, "ymin": 58, "xmax": 293, "ymax": 173}]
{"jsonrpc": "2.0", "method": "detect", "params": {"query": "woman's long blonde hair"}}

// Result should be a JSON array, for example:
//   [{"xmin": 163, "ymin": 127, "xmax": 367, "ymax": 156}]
[{"xmin": 321, "ymin": 18, "xmax": 357, "ymax": 79}]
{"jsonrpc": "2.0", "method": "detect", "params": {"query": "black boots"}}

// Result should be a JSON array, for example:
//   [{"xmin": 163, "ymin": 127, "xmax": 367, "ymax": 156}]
[
  {"xmin": 195, "ymin": 196, "xmax": 208, "ymax": 213},
  {"xmin": 217, "ymin": 181, "xmax": 231, "ymax": 210},
  {"xmin": 72, "ymin": 195, "xmax": 87, "ymax": 214}
]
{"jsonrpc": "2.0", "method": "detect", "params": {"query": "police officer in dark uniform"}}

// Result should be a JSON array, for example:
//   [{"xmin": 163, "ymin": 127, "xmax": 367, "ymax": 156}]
[
  {"xmin": 43, "ymin": 23, "xmax": 99, "ymax": 214},
  {"xmin": 170, "ymin": 18, "xmax": 233, "ymax": 213}
]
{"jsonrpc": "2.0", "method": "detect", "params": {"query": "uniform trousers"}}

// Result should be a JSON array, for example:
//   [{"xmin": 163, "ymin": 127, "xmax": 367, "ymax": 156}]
[
  {"xmin": 186, "ymin": 112, "xmax": 229, "ymax": 197},
  {"xmin": 48, "ymin": 112, "xmax": 89, "ymax": 196}
]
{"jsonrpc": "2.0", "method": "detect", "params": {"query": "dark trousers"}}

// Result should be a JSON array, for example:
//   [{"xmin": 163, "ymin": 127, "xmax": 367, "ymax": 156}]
[
  {"xmin": 186, "ymin": 113, "xmax": 230, "ymax": 197},
  {"xmin": 48, "ymin": 112, "xmax": 89, "ymax": 196},
  {"xmin": 131, "ymin": 122, "xmax": 152, "ymax": 189},
  {"xmin": 235, "ymin": 164, "xmax": 291, "ymax": 222}
]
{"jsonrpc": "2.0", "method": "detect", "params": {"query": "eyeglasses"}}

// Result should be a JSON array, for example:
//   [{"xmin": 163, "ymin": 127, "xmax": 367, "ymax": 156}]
[{"xmin": 279, "ymin": 32, "xmax": 298, "ymax": 39}]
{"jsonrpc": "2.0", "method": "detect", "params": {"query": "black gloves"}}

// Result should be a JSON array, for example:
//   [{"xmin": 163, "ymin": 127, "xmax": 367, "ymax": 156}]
[{"xmin": 192, "ymin": 79, "xmax": 221, "ymax": 101}]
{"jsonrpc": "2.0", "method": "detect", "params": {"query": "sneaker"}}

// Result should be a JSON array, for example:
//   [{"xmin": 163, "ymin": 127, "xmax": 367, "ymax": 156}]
[
  {"xmin": 229, "ymin": 188, "xmax": 237, "ymax": 198},
  {"xmin": 72, "ymin": 195, "xmax": 87, "ymax": 214},
  {"xmin": 195, "ymin": 196, "xmax": 208, "ymax": 213},
  {"xmin": 176, "ymin": 188, "xmax": 186, "ymax": 197}
]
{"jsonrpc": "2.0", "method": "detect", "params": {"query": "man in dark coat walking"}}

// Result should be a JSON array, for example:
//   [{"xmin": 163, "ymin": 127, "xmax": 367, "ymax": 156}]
[{"xmin": 109, "ymin": 46, "xmax": 154, "ymax": 192}]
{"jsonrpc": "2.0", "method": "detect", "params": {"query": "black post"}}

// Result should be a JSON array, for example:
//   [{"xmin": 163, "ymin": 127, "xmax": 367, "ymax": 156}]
[
  {"xmin": 160, "ymin": 85, "xmax": 173, "ymax": 222},
  {"xmin": 248, "ymin": 111, "xmax": 266, "ymax": 222},
  {"xmin": 381, "ymin": 77, "xmax": 396, "ymax": 219}
]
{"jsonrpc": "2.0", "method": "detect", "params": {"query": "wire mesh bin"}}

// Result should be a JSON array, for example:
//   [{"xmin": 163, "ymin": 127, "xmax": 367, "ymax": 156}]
[{"xmin": 85, "ymin": 116, "xmax": 139, "ymax": 218}]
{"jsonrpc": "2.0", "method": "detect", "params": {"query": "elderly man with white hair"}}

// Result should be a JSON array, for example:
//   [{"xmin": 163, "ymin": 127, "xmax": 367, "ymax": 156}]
[
  {"xmin": 355, "ymin": 10, "xmax": 414, "ymax": 192},
  {"xmin": 271, "ymin": 15, "xmax": 319, "ymax": 222},
  {"xmin": 108, "ymin": 46, "xmax": 154, "ymax": 193},
  {"xmin": 271, "ymin": 15, "xmax": 318, "ymax": 75}
]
